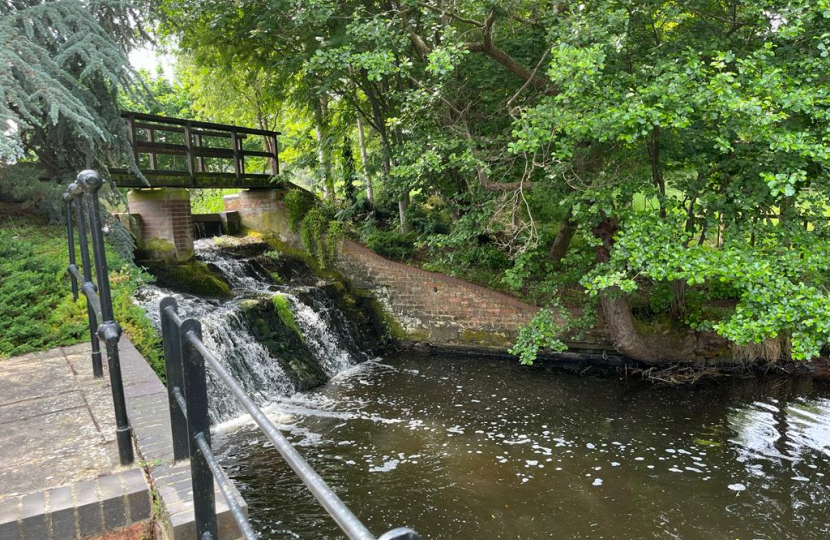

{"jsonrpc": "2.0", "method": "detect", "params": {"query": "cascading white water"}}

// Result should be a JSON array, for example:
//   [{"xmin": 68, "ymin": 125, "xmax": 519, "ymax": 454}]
[{"xmin": 137, "ymin": 238, "xmax": 370, "ymax": 423}]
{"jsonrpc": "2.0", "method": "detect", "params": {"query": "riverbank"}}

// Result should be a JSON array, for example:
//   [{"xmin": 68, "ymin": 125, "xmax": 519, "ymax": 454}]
[{"xmin": 0, "ymin": 209, "xmax": 164, "ymax": 378}]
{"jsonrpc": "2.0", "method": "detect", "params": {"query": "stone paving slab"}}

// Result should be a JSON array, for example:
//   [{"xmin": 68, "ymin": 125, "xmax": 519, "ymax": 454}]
[{"xmin": 0, "ymin": 347, "xmax": 124, "ymax": 500}]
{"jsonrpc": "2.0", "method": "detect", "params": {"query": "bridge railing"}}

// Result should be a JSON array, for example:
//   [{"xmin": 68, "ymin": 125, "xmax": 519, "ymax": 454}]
[
  {"xmin": 63, "ymin": 170, "xmax": 135, "ymax": 466},
  {"xmin": 123, "ymin": 111, "xmax": 280, "ymax": 179},
  {"xmin": 159, "ymin": 296, "xmax": 423, "ymax": 540}
]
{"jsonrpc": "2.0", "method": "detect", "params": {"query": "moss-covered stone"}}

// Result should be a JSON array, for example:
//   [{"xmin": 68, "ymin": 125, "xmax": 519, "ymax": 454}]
[
  {"xmin": 272, "ymin": 293, "xmax": 303, "ymax": 340},
  {"xmin": 459, "ymin": 329, "xmax": 516, "ymax": 348},
  {"xmin": 143, "ymin": 260, "xmax": 231, "ymax": 297},
  {"xmin": 237, "ymin": 297, "xmax": 328, "ymax": 390}
]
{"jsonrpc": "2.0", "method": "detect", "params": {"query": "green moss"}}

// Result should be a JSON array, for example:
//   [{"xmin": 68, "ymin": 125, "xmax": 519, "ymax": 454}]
[
  {"xmin": 361, "ymin": 297, "xmax": 406, "ymax": 341},
  {"xmin": 237, "ymin": 297, "xmax": 327, "ymax": 390},
  {"xmin": 460, "ymin": 329, "xmax": 515, "ymax": 348},
  {"xmin": 141, "ymin": 238, "xmax": 176, "ymax": 254},
  {"xmin": 144, "ymin": 260, "xmax": 231, "ymax": 297},
  {"xmin": 259, "ymin": 233, "xmax": 345, "ymax": 283},
  {"xmin": 272, "ymin": 294, "xmax": 303, "ymax": 340}
]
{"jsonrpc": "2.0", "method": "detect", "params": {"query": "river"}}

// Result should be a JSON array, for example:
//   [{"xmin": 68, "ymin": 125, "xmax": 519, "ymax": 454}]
[{"xmin": 214, "ymin": 354, "xmax": 830, "ymax": 540}]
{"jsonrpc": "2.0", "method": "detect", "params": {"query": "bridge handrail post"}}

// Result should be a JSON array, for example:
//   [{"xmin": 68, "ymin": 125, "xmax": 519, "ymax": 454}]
[
  {"xmin": 78, "ymin": 169, "xmax": 134, "ymax": 466},
  {"xmin": 180, "ymin": 317, "xmax": 219, "ymax": 540},
  {"xmin": 160, "ymin": 297, "xmax": 189, "ymax": 461}
]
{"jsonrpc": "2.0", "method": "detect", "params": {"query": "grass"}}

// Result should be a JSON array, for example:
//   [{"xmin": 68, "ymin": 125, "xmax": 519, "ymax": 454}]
[
  {"xmin": 0, "ymin": 212, "xmax": 166, "ymax": 380},
  {"xmin": 190, "ymin": 188, "xmax": 241, "ymax": 213}
]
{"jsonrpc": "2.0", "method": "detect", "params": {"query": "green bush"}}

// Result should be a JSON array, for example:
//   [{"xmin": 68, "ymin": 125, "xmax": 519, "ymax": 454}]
[
  {"xmin": 364, "ymin": 229, "xmax": 416, "ymax": 260},
  {"xmin": 0, "ymin": 228, "xmax": 85, "ymax": 356}
]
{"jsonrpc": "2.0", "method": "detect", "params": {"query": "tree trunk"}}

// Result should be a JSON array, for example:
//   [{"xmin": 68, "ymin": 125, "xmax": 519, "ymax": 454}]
[
  {"xmin": 313, "ymin": 96, "xmax": 333, "ymax": 201},
  {"xmin": 548, "ymin": 208, "xmax": 577, "ymax": 264},
  {"xmin": 356, "ymin": 115, "xmax": 374, "ymax": 205},
  {"xmin": 398, "ymin": 191, "xmax": 412, "ymax": 234},
  {"xmin": 594, "ymin": 216, "xmax": 700, "ymax": 365}
]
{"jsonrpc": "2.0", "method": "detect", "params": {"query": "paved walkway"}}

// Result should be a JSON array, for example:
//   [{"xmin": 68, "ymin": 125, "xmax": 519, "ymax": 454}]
[
  {"xmin": 0, "ymin": 343, "xmax": 151, "ymax": 540},
  {"xmin": 0, "ymin": 339, "xmax": 245, "ymax": 540},
  {"xmin": 0, "ymin": 344, "xmax": 126, "ymax": 500}
]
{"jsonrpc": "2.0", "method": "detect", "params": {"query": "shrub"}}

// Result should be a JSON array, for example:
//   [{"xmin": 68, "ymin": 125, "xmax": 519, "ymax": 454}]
[
  {"xmin": 0, "ymin": 217, "xmax": 166, "ymax": 380},
  {"xmin": 364, "ymin": 229, "xmax": 416, "ymax": 260},
  {"xmin": 284, "ymin": 189, "xmax": 315, "ymax": 232}
]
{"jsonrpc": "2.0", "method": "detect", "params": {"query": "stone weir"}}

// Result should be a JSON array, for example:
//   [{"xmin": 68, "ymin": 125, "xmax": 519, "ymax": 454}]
[{"xmin": 118, "ymin": 184, "xmax": 613, "ymax": 356}]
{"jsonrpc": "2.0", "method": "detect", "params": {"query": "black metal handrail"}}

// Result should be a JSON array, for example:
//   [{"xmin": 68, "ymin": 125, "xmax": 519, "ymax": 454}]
[
  {"xmin": 64, "ymin": 170, "xmax": 134, "ymax": 466},
  {"xmin": 159, "ymin": 296, "xmax": 423, "ymax": 540}
]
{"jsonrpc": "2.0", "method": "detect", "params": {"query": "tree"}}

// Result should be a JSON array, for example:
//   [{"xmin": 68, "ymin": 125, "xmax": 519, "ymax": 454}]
[
  {"xmin": 513, "ymin": 0, "xmax": 830, "ymax": 362},
  {"xmin": 1, "ymin": 0, "xmax": 148, "ymax": 180}
]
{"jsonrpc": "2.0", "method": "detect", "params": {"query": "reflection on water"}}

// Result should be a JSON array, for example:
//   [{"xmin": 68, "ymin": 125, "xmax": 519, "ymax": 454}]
[{"xmin": 214, "ymin": 355, "xmax": 830, "ymax": 540}]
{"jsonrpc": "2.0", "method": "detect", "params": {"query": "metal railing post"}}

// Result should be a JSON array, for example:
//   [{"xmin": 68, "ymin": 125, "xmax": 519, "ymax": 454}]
[
  {"xmin": 77, "ymin": 169, "xmax": 134, "ymax": 465},
  {"xmin": 65, "ymin": 184, "xmax": 104, "ymax": 378},
  {"xmin": 64, "ymin": 197, "xmax": 78, "ymax": 301},
  {"xmin": 74, "ymin": 185, "xmax": 105, "ymax": 378},
  {"xmin": 159, "ymin": 297, "xmax": 189, "ymax": 461},
  {"xmin": 180, "ymin": 318, "xmax": 218, "ymax": 540}
]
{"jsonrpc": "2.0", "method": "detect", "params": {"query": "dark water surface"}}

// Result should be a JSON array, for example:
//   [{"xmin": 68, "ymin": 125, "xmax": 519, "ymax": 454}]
[{"xmin": 214, "ymin": 354, "xmax": 830, "ymax": 540}]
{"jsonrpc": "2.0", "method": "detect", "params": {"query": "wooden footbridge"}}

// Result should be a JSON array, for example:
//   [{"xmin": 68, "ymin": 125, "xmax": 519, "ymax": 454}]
[{"xmin": 111, "ymin": 112, "xmax": 280, "ymax": 189}]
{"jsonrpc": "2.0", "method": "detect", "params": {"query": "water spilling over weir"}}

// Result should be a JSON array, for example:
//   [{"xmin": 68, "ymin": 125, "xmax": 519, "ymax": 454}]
[{"xmin": 137, "ymin": 238, "xmax": 379, "ymax": 422}]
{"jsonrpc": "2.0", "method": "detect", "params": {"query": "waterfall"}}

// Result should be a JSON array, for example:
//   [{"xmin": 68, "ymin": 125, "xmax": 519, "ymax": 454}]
[{"xmin": 136, "ymin": 238, "xmax": 373, "ymax": 423}]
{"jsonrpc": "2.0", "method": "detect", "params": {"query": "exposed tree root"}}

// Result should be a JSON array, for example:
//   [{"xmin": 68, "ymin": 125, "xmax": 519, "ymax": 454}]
[{"xmin": 623, "ymin": 364, "xmax": 726, "ymax": 386}]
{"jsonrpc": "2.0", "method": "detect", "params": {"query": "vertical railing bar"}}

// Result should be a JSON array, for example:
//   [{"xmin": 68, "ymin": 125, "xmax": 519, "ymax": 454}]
[
  {"xmin": 270, "ymin": 135, "xmax": 279, "ymax": 176},
  {"xmin": 194, "ymin": 433, "xmax": 258, "ymax": 540},
  {"xmin": 179, "ymin": 318, "xmax": 218, "ymax": 540},
  {"xmin": 196, "ymin": 133, "xmax": 205, "ymax": 172},
  {"xmin": 184, "ymin": 122, "xmax": 195, "ymax": 179},
  {"xmin": 160, "ymin": 298, "xmax": 189, "ymax": 461},
  {"xmin": 148, "ymin": 128, "xmax": 157, "ymax": 170},
  {"xmin": 231, "ymin": 129, "xmax": 241, "ymax": 180},
  {"xmin": 77, "ymin": 170, "xmax": 134, "ymax": 466},
  {"xmin": 126, "ymin": 114, "xmax": 139, "ymax": 166},
  {"xmin": 72, "ymin": 190, "xmax": 104, "ymax": 379},
  {"xmin": 65, "ymin": 198, "xmax": 78, "ymax": 300}
]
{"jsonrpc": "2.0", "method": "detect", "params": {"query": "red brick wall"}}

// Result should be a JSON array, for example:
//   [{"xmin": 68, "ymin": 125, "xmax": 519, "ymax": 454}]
[
  {"xmin": 336, "ymin": 240, "xmax": 539, "ymax": 346},
  {"xmin": 128, "ymin": 190, "xmax": 194, "ymax": 261},
  {"xmin": 223, "ymin": 195, "xmax": 240, "ymax": 212}
]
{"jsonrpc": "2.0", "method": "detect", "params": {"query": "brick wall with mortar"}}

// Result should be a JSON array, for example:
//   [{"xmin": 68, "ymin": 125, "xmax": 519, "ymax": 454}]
[
  {"xmin": 335, "ymin": 240, "xmax": 539, "ymax": 348},
  {"xmin": 223, "ymin": 189, "xmax": 293, "ymax": 238},
  {"xmin": 127, "ymin": 188, "xmax": 194, "ymax": 261}
]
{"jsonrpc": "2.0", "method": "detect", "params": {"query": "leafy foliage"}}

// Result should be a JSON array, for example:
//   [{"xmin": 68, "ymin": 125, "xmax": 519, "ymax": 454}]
[
  {"xmin": 144, "ymin": 0, "xmax": 830, "ymax": 363},
  {"xmin": 1, "ymin": 0, "xmax": 148, "ymax": 179},
  {"xmin": 509, "ymin": 307, "xmax": 569, "ymax": 366}
]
